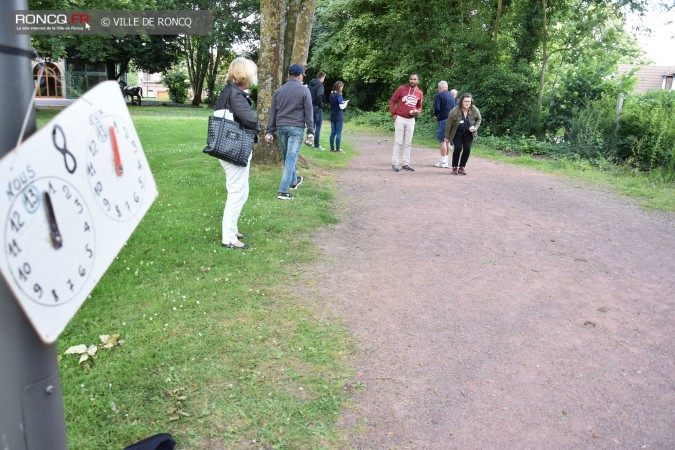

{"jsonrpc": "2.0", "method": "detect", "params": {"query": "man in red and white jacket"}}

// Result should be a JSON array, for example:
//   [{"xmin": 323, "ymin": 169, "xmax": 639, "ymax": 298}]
[{"xmin": 389, "ymin": 73, "xmax": 423, "ymax": 172}]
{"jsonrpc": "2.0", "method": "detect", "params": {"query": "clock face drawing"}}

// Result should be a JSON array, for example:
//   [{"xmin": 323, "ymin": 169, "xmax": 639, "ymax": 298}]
[
  {"xmin": 0, "ymin": 80, "xmax": 158, "ymax": 343},
  {"xmin": 4, "ymin": 176, "xmax": 95, "ymax": 306},
  {"xmin": 85, "ymin": 113, "xmax": 147, "ymax": 221}
]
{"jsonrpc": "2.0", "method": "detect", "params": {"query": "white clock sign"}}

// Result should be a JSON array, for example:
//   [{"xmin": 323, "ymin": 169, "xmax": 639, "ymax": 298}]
[{"xmin": 0, "ymin": 81, "xmax": 158, "ymax": 343}]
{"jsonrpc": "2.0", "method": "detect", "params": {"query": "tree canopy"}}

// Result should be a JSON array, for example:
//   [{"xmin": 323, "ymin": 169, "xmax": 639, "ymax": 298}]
[
  {"xmin": 30, "ymin": 0, "xmax": 182, "ymax": 80},
  {"xmin": 309, "ymin": 0, "xmax": 650, "ymax": 137}
]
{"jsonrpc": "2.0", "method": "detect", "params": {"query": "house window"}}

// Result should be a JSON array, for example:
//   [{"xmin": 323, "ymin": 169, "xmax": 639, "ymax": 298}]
[
  {"xmin": 33, "ymin": 63, "xmax": 63, "ymax": 98},
  {"xmin": 65, "ymin": 62, "xmax": 108, "ymax": 98},
  {"xmin": 665, "ymin": 76, "xmax": 673, "ymax": 90}
]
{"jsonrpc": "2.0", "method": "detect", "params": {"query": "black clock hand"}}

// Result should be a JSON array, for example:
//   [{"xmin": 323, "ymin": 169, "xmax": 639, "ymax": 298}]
[{"xmin": 43, "ymin": 192, "xmax": 63, "ymax": 249}]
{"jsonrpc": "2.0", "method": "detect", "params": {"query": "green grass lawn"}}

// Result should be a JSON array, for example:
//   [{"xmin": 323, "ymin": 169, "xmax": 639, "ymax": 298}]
[{"xmin": 37, "ymin": 106, "xmax": 356, "ymax": 449}]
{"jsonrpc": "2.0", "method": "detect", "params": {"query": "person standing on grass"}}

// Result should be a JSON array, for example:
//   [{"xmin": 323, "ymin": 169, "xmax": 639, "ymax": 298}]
[
  {"xmin": 433, "ymin": 80, "xmax": 456, "ymax": 168},
  {"xmin": 390, "ymin": 73, "xmax": 423, "ymax": 172},
  {"xmin": 329, "ymin": 81, "xmax": 347, "ymax": 153},
  {"xmin": 265, "ymin": 64, "xmax": 315, "ymax": 200},
  {"xmin": 444, "ymin": 93, "xmax": 482, "ymax": 175},
  {"xmin": 308, "ymin": 71, "xmax": 326, "ymax": 150},
  {"xmin": 214, "ymin": 57, "xmax": 261, "ymax": 249}
]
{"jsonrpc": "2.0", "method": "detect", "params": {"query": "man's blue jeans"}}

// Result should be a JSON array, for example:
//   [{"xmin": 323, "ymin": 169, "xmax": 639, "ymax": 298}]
[
  {"xmin": 277, "ymin": 126, "xmax": 304, "ymax": 194},
  {"xmin": 313, "ymin": 107, "xmax": 323, "ymax": 148}
]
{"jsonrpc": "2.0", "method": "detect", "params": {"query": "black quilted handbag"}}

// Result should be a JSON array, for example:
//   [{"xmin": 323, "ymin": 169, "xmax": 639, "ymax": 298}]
[
  {"xmin": 204, "ymin": 115, "xmax": 254, "ymax": 166},
  {"xmin": 204, "ymin": 85, "xmax": 255, "ymax": 166}
]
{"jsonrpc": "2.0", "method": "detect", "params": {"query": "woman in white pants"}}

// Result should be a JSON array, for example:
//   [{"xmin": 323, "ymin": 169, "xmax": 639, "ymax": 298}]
[{"xmin": 213, "ymin": 57, "xmax": 260, "ymax": 249}]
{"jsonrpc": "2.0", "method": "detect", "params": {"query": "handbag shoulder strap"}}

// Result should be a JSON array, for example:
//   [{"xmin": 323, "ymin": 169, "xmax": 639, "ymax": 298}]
[{"xmin": 223, "ymin": 84, "xmax": 239, "ymax": 123}]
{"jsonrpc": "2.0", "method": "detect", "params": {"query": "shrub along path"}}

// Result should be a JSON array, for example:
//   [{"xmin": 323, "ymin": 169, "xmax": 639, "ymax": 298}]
[{"xmin": 306, "ymin": 130, "xmax": 675, "ymax": 448}]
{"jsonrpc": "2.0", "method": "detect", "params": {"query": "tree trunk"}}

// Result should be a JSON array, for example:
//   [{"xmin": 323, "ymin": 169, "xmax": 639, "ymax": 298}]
[
  {"xmin": 493, "ymin": 0, "xmax": 502, "ymax": 42},
  {"xmin": 534, "ymin": 0, "xmax": 548, "ymax": 136},
  {"xmin": 290, "ymin": 0, "xmax": 317, "ymax": 66},
  {"xmin": 255, "ymin": 0, "xmax": 286, "ymax": 165},
  {"xmin": 205, "ymin": 49, "xmax": 223, "ymax": 108},
  {"xmin": 283, "ymin": 0, "xmax": 301, "ymax": 70}
]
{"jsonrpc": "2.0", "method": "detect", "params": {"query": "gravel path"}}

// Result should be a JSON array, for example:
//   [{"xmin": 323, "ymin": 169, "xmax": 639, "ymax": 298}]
[{"xmin": 308, "ymin": 130, "xmax": 675, "ymax": 449}]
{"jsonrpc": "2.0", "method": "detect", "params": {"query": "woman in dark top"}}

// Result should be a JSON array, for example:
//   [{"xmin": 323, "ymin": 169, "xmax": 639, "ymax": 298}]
[
  {"xmin": 444, "ymin": 93, "xmax": 482, "ymax": 175},
  {"xmin": 328, "ymin": 81, "xmax": 347, "ymax": 152},
  {"xmin": 214, "ymin": 57, "xmax": 261, "ymax": 248}
]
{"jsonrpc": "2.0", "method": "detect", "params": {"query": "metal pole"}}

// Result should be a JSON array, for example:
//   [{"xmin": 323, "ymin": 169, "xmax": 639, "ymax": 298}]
[{"xmin": 0, "ymin": 1, "xmax": 68, "ymax": 449}]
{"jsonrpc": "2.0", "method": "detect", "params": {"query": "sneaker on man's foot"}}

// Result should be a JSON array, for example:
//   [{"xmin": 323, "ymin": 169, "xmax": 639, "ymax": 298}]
[
  {"xmin": 290, "ymin": 175, "xmax": 303, "ymax": 189},
  {"xmin": 451, "ymin": 167, "xmax": 459, "ymax": 175},
  {"xmin": 392, "ymin": 164, "xmax": 400, "ymax": 172},
  {"xmin": 315, "ymin": 146, "xmax": 325, "ymax": 151},
  {"xmin": 434, "ymin": 161, "xmax": 449, "ymax": 168},
  {"xmin": 277, "ymin": 192, "xmax": 294, "ymax": 200},
  {"xmin": 458, "ymin": 167, "xmax": 467, "ymax": 175},
  {"xmin": 402, "ymin": 164, "xmax": 415, "ymax": 171}
]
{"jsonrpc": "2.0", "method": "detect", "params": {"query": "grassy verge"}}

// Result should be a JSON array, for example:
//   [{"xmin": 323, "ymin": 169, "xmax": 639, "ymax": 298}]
[
  {"xmin": 470, "ymin": 144, "xmax": 675, "ymax": 211},
  {"xmin": 349, "ymin": 121, "xmax": 675, "ymax": 212},
  {"xmin": 36, "ymin": 107, "xmax": 356, "ymax": 449}
]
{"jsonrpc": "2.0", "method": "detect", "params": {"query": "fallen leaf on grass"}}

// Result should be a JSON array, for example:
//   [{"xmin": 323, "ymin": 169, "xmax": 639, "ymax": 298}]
[
  {"xmin": 100, "ymin": 334, "xmax": 123, "ymax": 348},
  {"xmin": 63, "ymin": 333, "xmax": 124, "ymax": 364},
  {"xmin": 64, "ymin": 344, "xmax": 88, "ymax": 355}
]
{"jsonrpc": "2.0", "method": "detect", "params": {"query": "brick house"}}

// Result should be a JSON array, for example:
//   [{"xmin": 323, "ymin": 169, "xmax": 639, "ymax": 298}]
[{"xmin": 618, "ymin": 64, "xmax": 675, "ymax": 93}]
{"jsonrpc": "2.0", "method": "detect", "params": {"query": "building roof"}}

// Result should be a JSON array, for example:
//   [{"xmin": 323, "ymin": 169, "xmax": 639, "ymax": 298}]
[{"xmin": 618, "ymin": 64, "xmax": 675, "ymax": 93}]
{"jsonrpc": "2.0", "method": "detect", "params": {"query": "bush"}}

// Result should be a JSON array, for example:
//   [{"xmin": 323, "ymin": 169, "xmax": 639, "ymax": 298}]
[
  {"xmin": 162, "ymin": 69, "xmax": 190, "ymax": 104},
  {"xmin": 480, "ymin": 135, "xmax": 573, "ymax": 159},
  {"xmin": 350, "ymin": 110, "xmax": 395, "ymax": 131},
  {"xmin": 566, "ymin": 94, "xmax": 615, "ymax": 159},
  {"xmin": 615, "ymin": 90, "xmax": 675, "ymax": 172}
]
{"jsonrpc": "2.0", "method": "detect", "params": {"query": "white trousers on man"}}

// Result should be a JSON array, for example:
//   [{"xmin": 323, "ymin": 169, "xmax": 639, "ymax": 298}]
[
  {"xmin": 392, "ymin": 115, "xmax": 416, "ymax": 166},
  {"xmin": 220, "ymin": 153, "xmax": 251, "ymax": 245}
]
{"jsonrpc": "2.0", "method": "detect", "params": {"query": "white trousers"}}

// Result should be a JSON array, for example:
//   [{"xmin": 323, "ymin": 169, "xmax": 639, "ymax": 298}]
[
  {"xmin": 392, "ymin": 116, "xmax": 416, "ymax": 165},
  {"xmin": 220, "ymin": 154, "xmax": 251, "ymax": 245}
]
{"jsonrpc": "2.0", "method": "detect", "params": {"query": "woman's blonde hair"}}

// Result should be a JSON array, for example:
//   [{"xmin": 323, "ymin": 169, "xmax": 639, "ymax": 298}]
[{"xmin": 226, "ymin": 57, "xmax": 257, "ymax": 87}]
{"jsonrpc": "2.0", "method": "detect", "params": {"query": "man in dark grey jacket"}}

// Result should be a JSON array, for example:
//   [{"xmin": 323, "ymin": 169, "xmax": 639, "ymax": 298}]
[
  {"xmin": 265, "ymin": 64, "xmax": 315, "ymax": 200},
  {"xmin": 308, "ymin": 71, "xmax": 326, "ymax": 150}
]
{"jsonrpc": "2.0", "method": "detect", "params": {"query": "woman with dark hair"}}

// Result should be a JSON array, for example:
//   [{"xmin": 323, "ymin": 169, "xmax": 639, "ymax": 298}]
[
  {"xmin": 213, "ymin": 57, "xmax": 261, "ymax": 248},
  {"xmin": 328, "ymin": 81, "xmax": 347, "ymax": 152},
  {"xmin": 444, "ymin": 93, "xmax": 482, "ymax": 175}
]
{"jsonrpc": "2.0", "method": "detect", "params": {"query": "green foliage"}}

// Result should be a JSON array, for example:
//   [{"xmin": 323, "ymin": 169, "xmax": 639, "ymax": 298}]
[
  {"xmin": 30, "ymin": 0, "xmax": 182, "ymax": 79},
  {"xmin": 564, "ymin": 93, "xmax": 616, "ymax": 159},
  {"xmin": 311, "ymin": 0, "xmax": 649, "ymax": 144},
  {"xmin": 479, "ymin": 88, "xmax": 675, "ymax": 179},
  {"xmin": 469, "ymin": 63, "xmax": 538, "ymax": 136},
  {"xmin": 615, "ymin": 90, "xmax": 675, "ymax": 174},
  {"xmin": 350, "ymin": 110, "xmax": 395, "ymax": 131},
  {"xmin": 480, "ymin": 135, "xmax": 567, "ymax": 158},
  {"xmin": 162, "ymin": 70, "xmax": 190, "ymax": 103}
]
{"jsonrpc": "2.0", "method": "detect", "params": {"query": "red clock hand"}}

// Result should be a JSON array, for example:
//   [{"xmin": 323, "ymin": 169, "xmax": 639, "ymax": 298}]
[{"xmin": 110, "ymin": 126, "xmax": 123, "ymax": 176}]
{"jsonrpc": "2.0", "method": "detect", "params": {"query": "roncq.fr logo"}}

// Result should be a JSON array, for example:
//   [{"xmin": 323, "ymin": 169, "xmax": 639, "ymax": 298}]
[{"xmin": 15, "ymin": 13, "xmax": 90, "ymax": 25}]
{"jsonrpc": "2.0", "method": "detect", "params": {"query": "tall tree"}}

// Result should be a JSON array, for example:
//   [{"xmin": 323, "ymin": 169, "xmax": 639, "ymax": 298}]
[
  {"xmin": 255, "ymin": 0, "xmax": 317, "ymax": 164},
  {"xmin": 175, "ymin": 0, "xmax": 259, "ymax": 106},
  {"xmin": 256, "ymin": 0, "xmax": 286, "ymax": 164}
]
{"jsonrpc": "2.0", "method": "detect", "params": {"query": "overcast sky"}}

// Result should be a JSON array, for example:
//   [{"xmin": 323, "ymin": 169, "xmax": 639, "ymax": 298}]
[{"xmin": 625, "ymin": 6, "xmax": 675, "ymax": 65}]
